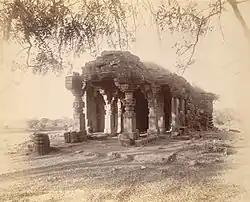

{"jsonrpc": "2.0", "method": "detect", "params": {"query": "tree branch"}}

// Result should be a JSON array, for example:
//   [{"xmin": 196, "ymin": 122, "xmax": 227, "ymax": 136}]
[
  {"xmin": 227, "ymin": 0, "xmax": 250, "ymax": 45},
  {"xmin": 236, "ymin": 0, "xmax": 250, "ymax": 4}
]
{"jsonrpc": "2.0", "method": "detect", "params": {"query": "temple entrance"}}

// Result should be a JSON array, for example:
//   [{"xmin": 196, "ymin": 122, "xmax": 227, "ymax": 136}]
[
  {"xmin": 95, "ymin": 91, "xmax": 105, "ymax": 132},
  {"xmin": 134, "ymin": 88, "xmax": 149, "ymax": 133},
  {"xmin": 163, "ymin": 86, "xmax": 171, "ymax": 130}
]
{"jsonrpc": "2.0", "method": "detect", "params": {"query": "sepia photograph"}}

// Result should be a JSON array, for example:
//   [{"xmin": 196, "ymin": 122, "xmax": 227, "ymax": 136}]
[{"xmin": 0, "ymin": 0, "xmax": 250, "ymax": 201}]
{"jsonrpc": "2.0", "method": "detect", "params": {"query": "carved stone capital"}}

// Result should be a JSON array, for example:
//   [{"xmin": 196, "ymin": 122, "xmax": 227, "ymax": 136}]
[
  {"xmin": 99, "ymin": 89, "xmax": 113, "ymax": 104},
  {"xmin": 114, "ymin": 79, "xmax": 136, "ymax": 93},
  {"xmin": 148, "ymin": 98, "xmax": 157, "ymax": 108}
]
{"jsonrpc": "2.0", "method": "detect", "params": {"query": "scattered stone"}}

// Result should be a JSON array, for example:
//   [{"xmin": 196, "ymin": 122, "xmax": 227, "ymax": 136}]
[
  {"xmin": 47, "ymin": 176, "xmax": 58, "ymax": 182},
  {"xmin": 167, "ymin": 152, "xmax": 177, "ymax": 163},
  {"xmin": 179, "ymin": 171, "xmax": 186, "ymax": 178},
  {"xmin": 229, "ymin": 129, "xmax": 241, "ymax": 133},
  {"xmin": 27, "ymin": 144, "xmax": 33, "ymax": 152},
  {"xmin": 140, "ymin": 166, "xmax": 146, "ymax": 170},
  {"xmin": 95, "ymin": 153, "xmax": 106, "ymax": 157},
  {"xmin": 122, "ymin": 154, "xmax": 134, "ymax": 161},
  {"xmin": 189, "ymin": 160, "xmax": 198, "ymax": 166},
  {"xmin": 222, "ymin": 147, "xmax": 228, "ymax": 156},
  {"xmin": 84, "ymin": 152, "xmax": 96, "ymax": 156},
  {"xmin": 111, "ymin": 168, "xmax": 118, "ymax": 172},
  {"xmin": 108, "ymin": 152, "xmax": 121, "ymax": 159},
  {"xmin": 75, "ymin": 150, "xmax": 84, "ymax": 154},
  {"xmin": 160, "ymin": 169, "xmax": 168, "ymax": 174},
  {"xmin": 215, "ymin": 158, "xmax": 222, "ymax": 162}
]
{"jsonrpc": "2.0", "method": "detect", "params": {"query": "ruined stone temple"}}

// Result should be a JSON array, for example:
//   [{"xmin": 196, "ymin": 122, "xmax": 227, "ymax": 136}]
[{"xmin": 65, "ymin": 51, "xmax": 217, "ymax": 145}]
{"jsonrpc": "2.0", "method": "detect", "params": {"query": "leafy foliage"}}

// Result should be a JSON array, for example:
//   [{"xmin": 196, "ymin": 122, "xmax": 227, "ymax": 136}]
[
  {"xmin": 1, "ymin": 0, "xmax": 138, "ymax": 74},
  {"xmin": 26, "ymin": 117, "xmax": 73, "ymax": 130},
  {"xmin": 155, "ymin": 0, "xmax": 225, "ymax": 74},
  {"xmin": 1, "ymin": 0, "xmax": 249, "ymax": 75}
]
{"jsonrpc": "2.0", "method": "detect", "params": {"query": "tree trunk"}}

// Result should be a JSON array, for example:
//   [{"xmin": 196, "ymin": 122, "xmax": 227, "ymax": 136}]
[{"xmin": 227, "ymin": 0, "xmax": 250, "ymax": 45}]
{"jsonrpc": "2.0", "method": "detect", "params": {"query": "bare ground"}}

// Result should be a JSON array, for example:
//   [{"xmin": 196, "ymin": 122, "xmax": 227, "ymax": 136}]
[{"xmin": 0, "ymin": 131, "xmax": 244, "ymax": 201}]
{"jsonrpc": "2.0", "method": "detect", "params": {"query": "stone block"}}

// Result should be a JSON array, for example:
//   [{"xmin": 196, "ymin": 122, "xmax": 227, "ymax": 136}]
[
  {"xmin": 70, "ymin": 131, "xmax": 78, "ymax": 143},
  {"xmin": 32, "ymin": 133, "xmax": 51, "ymax": 155},
  {"xmin": 135, "ymin": 139, "xmax": 142, "ymax": 147},
  {"xmin": 64, "ymin": 131, "xmax": 86, "ymax": 143},
  {"xmin": 64, "ymin": 132, "xmax": 71, "ymax": 143},
  {"xmin": 119, "ymin": 139, "xmax": 131, "ymax": 147},
  {"xmin": 78, "ymin": 131, "xmax": 87, "ymax": 142}
]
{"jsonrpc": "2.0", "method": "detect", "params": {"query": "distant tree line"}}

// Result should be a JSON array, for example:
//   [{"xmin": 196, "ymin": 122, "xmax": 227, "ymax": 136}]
[{"xmin": 26, "ymin": 117, "xmax": 73, "ymax": 131}]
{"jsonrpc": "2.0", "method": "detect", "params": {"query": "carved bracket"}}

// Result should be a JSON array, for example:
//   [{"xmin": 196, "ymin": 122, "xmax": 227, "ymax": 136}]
[{"xmin": 99, "ymin": 89, "xmax": 113, "ymax": 104}]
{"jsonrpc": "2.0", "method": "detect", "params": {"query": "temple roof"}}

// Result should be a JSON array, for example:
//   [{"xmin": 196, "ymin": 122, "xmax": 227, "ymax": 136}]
[{"xmin": 81, "ymin": 51, "xmax": 217, "ymax": 100}]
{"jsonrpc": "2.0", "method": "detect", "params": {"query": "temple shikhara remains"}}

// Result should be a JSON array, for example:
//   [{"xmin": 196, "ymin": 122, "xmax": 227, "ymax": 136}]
[{"xmin": 65, "ymin": 51, "xmax": 217, "ymax": 146}]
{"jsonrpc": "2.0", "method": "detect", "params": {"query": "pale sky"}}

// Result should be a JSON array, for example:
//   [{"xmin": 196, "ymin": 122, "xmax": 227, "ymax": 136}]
[{"xmin": 0, "ymin": 1, "xmax": 250, "ymax": 124}]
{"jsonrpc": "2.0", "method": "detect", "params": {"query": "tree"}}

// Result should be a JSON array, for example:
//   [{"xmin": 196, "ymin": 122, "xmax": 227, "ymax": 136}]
[
  {"xmin": 0, "ymin": 0, "xmax": 138, "ymax": 74},
  {"xmin": 0, "ymin": 0, "xmax": 249, "ymax": 76},
  {"xmin": 227, "ymin": 0, "xmax": 250, "ymax": 44},
  {"xmin": 154, "ymin": 0, "xmax": 250, "ymax": 74},
  {"xmin": 27, "ymin": 119, "xmax": 39, "ymax": 129}
]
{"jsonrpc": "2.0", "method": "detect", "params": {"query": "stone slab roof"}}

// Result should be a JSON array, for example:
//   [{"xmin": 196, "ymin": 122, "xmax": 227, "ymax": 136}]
[{"xmin": 81, "ymin": 51, "xmax": 217, "ymax": 101}]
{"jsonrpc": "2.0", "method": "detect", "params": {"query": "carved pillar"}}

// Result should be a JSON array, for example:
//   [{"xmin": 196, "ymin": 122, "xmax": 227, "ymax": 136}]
[
  {"xmin": 114, "ymin": 83, "xmax": 137, "ymax": 138},
  {"xmin": 83, "ymin": 89, "xmax": 92, "ymax": 133},
  {"xmin": 72, "ymin": 89, "xmax": 86, "ymax": 133},
  {"xmin": 157, "ymin": 98, "xmax": 165, "ymax": 134},
  {"xmin": 147, "ymin": 96, "xmax": 159, "ymax": 135},
  {"xmin": 117, "ymin": 98, "xmax": 123, "ymax": 133},
  {"xmin": 123, "ymin": 89, "xmax": 136, "ymax": 134},
  {"xmin": 65, "ymin": 73, "xmax": 87, "ymax": 138},
  {"xmin": 100, "ymin": 90, "xmax": 114, "ymax": 135},
  {"xmin": 171, "ymin": 97, "xmax": 177, "ymax": 131}
]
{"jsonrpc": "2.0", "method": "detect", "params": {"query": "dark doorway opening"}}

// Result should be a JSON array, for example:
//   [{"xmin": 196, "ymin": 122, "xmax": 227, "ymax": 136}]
[
  {"xmin": 163, "ymin": 86, "xmax": 171, "ymax": 130},
  {"xmin": 134, "ymin": 88, "xmax": 149, "ymax": 133}
]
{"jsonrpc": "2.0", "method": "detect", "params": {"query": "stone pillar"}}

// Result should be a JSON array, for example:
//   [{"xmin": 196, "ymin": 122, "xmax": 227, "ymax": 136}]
[
  {"xmin": 117, "ymin": 98, "xmax": 123, "ymax": 133},
  {"xmin": 115, "ymin": 82, "xmax": 138, "ymax": 145},
  {"xmin": 65, "ymin": 73, "xmax": 87, "ymax": 139},
  {"xmin": 180, "ymin": 99, "xmax": 186, "ymax": 126},
  {"xmin": 72, "ymin": 89, "xmax": 86, "ymax": 133},
  {"xmin": 147, "ymin": 97, "xmax": 159, "ymax": 135},
  {"xmin": 175, "ymin": 98, "xmax": 180, "ymax": 127},
  {"xmin": 83, "ymin": 90, "xmax": 91, "ymax": 133},
  {"xmin": 123, "ymin": 90, "xmax": 136, "ymax": 134},
  {"xmin": 181, "ymin": 99, "xmax": 185, "ymax": 112},
  {"xmin": 157, "ymin": 100, "xmax": 166, "ymax": 134},
  {"xmin": 171, "ymin": 97, "xmax": 177, "ymax": 131},
  {"xmin": 100, "ymin": 90, "xmax": 114, "ymax": 135}
]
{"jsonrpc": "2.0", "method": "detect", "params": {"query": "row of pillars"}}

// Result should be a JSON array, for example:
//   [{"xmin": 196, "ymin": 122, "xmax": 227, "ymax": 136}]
[{"xmin": 71, "ymin": 85, "xmax": 186, "ymax": 137}]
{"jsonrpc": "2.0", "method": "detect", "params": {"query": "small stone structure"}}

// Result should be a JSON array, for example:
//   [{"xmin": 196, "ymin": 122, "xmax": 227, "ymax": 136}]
[
  {"xmin": 64, "ymin": 131, "xmax": 86, "ymax": 143},
  {"xmin": 65, "ymin": 51, "xmax": 217, "ymax": 146},
  {"xmin": 32, "ymin": 133, "xmax": 51, "ymax": 155}
]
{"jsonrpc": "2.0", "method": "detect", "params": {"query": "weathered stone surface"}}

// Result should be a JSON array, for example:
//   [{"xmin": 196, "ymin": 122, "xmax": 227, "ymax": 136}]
[
  {"xmin": 134, "ymin": 135, "xmax": 158, "ymax": 147},
  {"xmin": 64, "ymin": 131, "xmax": 86, "ymax": 143},
  {"xmin": 32, "ymin": 133, "xmax": 51, "ymax": 155},
  {"xmin": 65, "ymin": 51, "xmax": 216, "ymax": 146},
  {"xmin": 107, "ymin": 152, "xmax": 121, "ymax": 159}
]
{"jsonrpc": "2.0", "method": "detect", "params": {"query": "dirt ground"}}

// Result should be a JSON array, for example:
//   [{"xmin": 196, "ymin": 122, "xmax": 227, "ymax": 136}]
[{"xmin": 0, "ymin": 130, "xmax": 247, "ymax": 202}]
